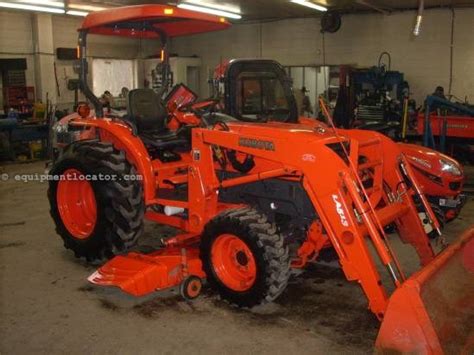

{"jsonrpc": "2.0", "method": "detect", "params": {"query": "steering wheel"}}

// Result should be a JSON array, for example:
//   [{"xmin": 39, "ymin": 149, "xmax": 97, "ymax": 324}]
[
  {"xmin": 181, "ymin": 100, "xmax": 218, "ymax": 115},
  {"xmin": 173, "ymin": 100, "xmax": 223, "ymax": 143},
  {"xmin": 188, "ymin": 102, "xmax": 221, "ymax": 128}
]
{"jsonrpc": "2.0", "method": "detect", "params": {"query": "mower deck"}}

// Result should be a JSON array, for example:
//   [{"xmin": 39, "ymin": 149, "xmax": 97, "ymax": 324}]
[{"xmin": 88, "ymin": 247, "xmax": 205, "ymax": 297}]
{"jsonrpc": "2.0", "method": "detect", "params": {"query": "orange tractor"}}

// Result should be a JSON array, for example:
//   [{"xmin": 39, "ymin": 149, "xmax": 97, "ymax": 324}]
[{"xmin": 48, "ymin": 5, "xmax": 473, "ymax": 353}]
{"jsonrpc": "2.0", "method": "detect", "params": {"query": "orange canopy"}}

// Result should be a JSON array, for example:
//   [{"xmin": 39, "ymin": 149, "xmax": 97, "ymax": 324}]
[{"xmin": 80, "ymin": 4, "xmax": 231, "ymax": 39}]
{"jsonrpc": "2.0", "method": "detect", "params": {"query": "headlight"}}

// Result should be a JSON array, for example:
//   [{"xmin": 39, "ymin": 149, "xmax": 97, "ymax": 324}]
[{"xmin": 439, "ymin": 159, "xmax": 462, "ymax": 176}]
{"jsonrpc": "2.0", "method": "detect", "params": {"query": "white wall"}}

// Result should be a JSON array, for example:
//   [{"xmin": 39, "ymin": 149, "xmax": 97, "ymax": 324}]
[
  {"xmin": 171, "ymin": 8, "xmax": 474, "ymax": 103},
  {"xmin": 0, "ymin": 9, "xmax": 160, "ymax": 108}
]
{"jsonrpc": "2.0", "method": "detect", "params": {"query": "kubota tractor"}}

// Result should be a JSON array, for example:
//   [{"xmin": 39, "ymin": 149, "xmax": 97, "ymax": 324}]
[{"xmin": 48, "ymin": 6, "xmax": 473, "ymax": 353}]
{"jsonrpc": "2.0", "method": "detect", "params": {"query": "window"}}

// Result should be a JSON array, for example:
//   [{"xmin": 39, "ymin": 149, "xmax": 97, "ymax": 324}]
[
  {"xmin": 92, "ymin": 59, "xmax": 137, "ymax": 97},
  {"xmin": 237, "ymin": 72, "xmax": 289, "ymax": 120}
]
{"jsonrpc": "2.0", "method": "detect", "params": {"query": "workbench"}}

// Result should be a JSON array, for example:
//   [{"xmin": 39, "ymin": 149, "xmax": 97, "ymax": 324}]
[{"xmin": 0, "ymin": 119, "xmax": 49, "ymax": 160}]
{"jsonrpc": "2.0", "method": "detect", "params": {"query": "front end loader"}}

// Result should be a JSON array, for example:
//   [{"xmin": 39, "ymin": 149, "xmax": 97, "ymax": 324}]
[{"xmin": 48, "ymin": 5, "xmax": 473, "ymax": 353}]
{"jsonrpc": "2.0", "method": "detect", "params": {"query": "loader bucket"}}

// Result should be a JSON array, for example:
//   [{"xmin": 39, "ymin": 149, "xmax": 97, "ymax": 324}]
[{"xmin": 376, "ymin": 227, "xmax": 474, "ymax": 354}]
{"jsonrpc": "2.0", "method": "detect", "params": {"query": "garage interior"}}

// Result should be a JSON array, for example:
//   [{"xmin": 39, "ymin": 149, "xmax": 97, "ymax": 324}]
[{"xmin": 1, "ymin": 0, "xmax": 473, "ymax": 353}]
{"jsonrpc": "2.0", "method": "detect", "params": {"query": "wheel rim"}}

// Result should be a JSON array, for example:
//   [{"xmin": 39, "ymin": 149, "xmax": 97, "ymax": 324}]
[
  {"xmin": 186, "ymin": 278, "xmax": 202, "ymax": 298},
  {"xmin": 211, "ymin": 234, "xmax": 257, "ymax": 291},
  {"xmin": 57, "ymin": 168, "xmax": 97, "ymax": 239}
]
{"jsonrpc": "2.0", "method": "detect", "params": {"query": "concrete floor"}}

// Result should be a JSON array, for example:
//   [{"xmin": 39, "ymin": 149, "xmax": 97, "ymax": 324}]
[{"xmin": 1, "ymin": 161, "xmax": 473, "ymax": 354}]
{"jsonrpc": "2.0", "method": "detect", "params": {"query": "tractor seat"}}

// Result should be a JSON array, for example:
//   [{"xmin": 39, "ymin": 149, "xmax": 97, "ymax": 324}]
[{"xmin": 127, "ymin": 89, "xmax": 187, "ymax": 150}]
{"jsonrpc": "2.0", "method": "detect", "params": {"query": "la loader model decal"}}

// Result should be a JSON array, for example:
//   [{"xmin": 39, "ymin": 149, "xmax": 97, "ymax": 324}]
[{"xmin": 332, "ymin": 194, "xmax": 349, "ymax": 227}]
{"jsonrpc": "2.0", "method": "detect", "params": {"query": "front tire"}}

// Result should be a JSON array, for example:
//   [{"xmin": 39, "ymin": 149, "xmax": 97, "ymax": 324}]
[
  {"xmin": 200, "ymin": 208, "xmax": 290, "ymax": 307},
  {"xmin": 48, "ymin": 140, "xmax": 145, "ymax": 262}
]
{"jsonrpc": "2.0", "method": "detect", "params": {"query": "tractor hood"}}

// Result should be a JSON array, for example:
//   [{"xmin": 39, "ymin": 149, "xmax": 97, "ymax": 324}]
[{"xmin": 399, "ymin": 143, "xmax": 464, "ymax": 180}]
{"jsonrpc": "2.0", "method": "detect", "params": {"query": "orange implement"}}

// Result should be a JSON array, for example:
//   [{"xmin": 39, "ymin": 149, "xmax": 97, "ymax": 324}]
[
  {"xmin": 376, "ymin": 227, "xmax": 474, "ymax": 354},
  {"xmin": 88, "ymin": 247, "xmax": 205, "ymax": 297}
]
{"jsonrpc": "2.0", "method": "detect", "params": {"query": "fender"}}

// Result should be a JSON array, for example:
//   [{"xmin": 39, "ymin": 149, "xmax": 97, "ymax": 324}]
[{"xmin": 69, "ymin": 118, "xmax": 156, "ymax": 203}]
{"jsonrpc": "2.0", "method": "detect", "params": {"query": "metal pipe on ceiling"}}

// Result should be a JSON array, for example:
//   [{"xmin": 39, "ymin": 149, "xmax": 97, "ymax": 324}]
[{"xmin": 413, "ymin": 0, "xmax": 425, "ymax": 36}]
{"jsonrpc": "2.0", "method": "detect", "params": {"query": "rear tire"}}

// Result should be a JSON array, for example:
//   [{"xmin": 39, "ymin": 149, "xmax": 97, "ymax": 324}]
[
  {"xmin": 200, "ymin": 208, "xmax": 290, "ymax": 307},
  {"xmin": 48, "ymin": 140, "xmax": 145, "ymax": 262}
]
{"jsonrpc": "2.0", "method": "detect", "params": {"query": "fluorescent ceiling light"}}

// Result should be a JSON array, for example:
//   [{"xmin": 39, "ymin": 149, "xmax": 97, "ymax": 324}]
[
  {"xmin": 291, "ymin": 0, "xmax": 327, "ymax": 12},
  {"xmin": 178, "ymin": 3, "xmax": 241, "ymax": 19},
  {"xmin": 68, "ymin": 3, "xmax": 106, "ymax": 11},
  {"xmin": 184, "ymin": 0, "xmax": 240, "ymax": 14},
  {"xmin": 17, "ymin": 0, "xmax": 64, "ymax": 7},
  {"xmin": 0, "ymin": 1, "xmax": 64, "ymax": 13},
  {"xmin": 66, "ymin": 9, "xmax": 87, "ymax": 16}
]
